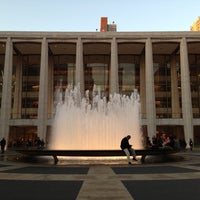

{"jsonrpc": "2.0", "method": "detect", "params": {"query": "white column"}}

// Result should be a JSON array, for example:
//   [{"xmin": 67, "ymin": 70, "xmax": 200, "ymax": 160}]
[
  {"xmin": 0, "ymin": 37, "xmax": 13, "ymax": 141},
  {"xmin": 38, "ymin": 38, "xmax": 48, "ymax": 140},
  {"xmin": 109, "ymin": 37, "xmax": 119, "ymax": 94},
  {"xmin": 48, "ymin": 56, "xmax": 54, "ymax": 118},
  {"xmin": 13, "ymin": 56, "xmax": 22, "ymax": 119},
  {"xmin": 170, "ymin": 55, "xmax": 181, "ymax": 118},
  {"xmin": 180, "ymin": 37, "xmax": 193, "ymax": 146},
  {"xmin": 140, "ymin": 55, "xmax": 146, "ymax": 118},
  {"xmin": 75, "ymin": 37, "xmax": 84, "ymax": 95},
  {"xmin": 145, "ymin": 38, "xmax": 156, "ymax": 139}
]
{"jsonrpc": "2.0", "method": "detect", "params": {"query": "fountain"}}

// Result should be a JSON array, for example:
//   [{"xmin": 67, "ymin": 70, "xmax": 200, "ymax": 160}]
[{"xmin": 50, "ymin": 84, "xmax": 143, "ymax": 150}]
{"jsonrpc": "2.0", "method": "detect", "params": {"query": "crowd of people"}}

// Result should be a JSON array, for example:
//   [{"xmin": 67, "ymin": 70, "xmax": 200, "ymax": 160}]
[
  {"xmin": 146, "ymin": 131, "xmax": 193, "ymax": 151},
  {"xmin": 146, "ymin": 132, "xmax": 177, "ymax": 149},
  {"xmin": 9, "ymin": 137, "xmax": 45, "ymax": 149}
]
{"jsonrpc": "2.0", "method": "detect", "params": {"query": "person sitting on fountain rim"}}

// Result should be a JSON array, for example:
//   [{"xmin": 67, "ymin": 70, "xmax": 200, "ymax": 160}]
[{"xmin": 120, "ymin": 135, "xmax": 137, "ymax": 164}]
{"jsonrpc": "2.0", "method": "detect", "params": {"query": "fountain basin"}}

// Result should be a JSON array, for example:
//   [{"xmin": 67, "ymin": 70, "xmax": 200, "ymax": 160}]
[{"xmin": 16, "ymin": 148, "xmax": 179, "ymax": 164}]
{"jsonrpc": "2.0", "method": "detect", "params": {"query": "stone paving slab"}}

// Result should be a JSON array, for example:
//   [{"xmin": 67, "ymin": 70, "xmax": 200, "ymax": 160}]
[
  {"xmin": 0, "ymin": 180, "xmax": 82, "ymax": 200},
  {"xmin": 76, "ymin": 166, "xmax": 133, "ymax": 200},
  {"xmin": 112, "ymin": 165, "xmax": 199, "ymax": 174},
  {"xmin": 122, "ymin": 179, "xmax": 200, "ymax": 200},
  {"xmin": 190, "ymin": 163, "xmax": 200, "ymax": 167},
  {"xmin": 0, "ymin": 166, "xmax": 89, "ymax": 174},
  {"xmin": 0, "ymin": 164, "xmax": 10, "ymax": 167}
]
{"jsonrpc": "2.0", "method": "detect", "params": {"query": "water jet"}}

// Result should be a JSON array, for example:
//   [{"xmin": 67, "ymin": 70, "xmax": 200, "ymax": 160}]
[{"xmin": 50, "ymin": 84, "xmax": 143, "ymax": 150}]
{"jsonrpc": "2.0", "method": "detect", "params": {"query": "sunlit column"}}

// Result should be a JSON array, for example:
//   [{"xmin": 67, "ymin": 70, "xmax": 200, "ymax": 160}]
[
  {"xmin": 140, "ymin": 54, "xmax": 146, "ymax": 118},
  {"xmin": 170, "ymin": 55, "xmax": 181, "ymax": 118},
  {"xmin": 109, "ymin": 37, "xmax": 119, "ymax": 94},
  {"xmin": 13, "ymin": 56, "xmax": 22, "ymax": 119},
  {"xmin": 145, "ymin": 38, "xmax": 156, "ymax": 139},
  {"xmin": 48, "ymin": 56, "xmax": 54, "ymax": 118},
  {"xmin": 180, "ymin": 37, "xmax": 193, "ymax": 146},
  {"xmin": 0, "ymin": 37, "xmax": 13, "ymax": 141},
  {"xmin": 38, "ymin": 37, "xmax": 48, "ymax": 140},
  {"xmin": 75, "ymin": 37, "xmax": 84, "ymax": 95}
]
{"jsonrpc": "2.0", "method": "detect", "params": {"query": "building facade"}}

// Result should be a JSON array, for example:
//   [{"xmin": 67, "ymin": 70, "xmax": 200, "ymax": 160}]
[
  {"xmin": 0, "ymin": 31, "xmax": 200, "ymax": 147},
  {"xmin": 100, "ymin": 17, "xmax": 117, "ymax": 32}
]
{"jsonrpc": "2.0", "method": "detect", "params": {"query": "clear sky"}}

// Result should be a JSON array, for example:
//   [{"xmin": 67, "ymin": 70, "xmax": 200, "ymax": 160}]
[{"xmin": 0, "ymin": 0, "xmax": 200, "ymax": 32}]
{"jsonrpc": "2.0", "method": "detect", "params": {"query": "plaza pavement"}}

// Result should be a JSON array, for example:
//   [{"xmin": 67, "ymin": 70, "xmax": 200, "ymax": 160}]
[{"xmin": 0, "ymin": 150, "xmax": 200, "ymax": 200}]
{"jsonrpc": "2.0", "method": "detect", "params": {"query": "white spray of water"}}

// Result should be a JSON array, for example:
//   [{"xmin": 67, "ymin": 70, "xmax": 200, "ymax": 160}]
[{"xmin": 50, "ymin": 84, "xmax": 143, "ymax": 150}]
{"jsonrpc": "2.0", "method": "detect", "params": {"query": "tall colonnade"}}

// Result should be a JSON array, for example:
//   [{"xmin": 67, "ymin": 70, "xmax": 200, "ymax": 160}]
[{"xmin": 0, "ymin": 32, "xmax": 199, "ymax": 147}]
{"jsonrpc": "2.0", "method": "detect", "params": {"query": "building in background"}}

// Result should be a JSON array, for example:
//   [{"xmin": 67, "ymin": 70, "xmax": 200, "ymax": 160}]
[
  {"xmin": 100, "ymin": 17, "xmax": 108, "ymax": 32},
  {"xmin": 191, "ymin": 16, "xmax": 200, "ymax": 31},
  {"xmin": 0, "ymin": 30, "xmax": 200, "ymax": 148},
  {"xmin": 100, "ymin": 17, "xmax": 117, "ymax": 32}
]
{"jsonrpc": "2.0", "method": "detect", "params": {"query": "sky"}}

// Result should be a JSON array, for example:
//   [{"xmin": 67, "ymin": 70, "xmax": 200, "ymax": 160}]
[{"xmin": 0, "ymin": 0, "xmax": 200, "ymax": 32}]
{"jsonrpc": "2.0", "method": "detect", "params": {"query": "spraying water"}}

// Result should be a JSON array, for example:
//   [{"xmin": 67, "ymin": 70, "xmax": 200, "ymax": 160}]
[{"xmin": 50, "ymin": 84, "xmax": 143, "ymax": 150}]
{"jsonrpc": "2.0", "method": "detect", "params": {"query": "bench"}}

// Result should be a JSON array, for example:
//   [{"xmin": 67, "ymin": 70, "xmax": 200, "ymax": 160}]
[{"xmin": 16, "ymin": 148, "xmax": 179, "ymax": 164}]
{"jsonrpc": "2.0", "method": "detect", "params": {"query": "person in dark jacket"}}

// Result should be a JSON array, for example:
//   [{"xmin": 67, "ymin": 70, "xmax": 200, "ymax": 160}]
[
  {"xmin": 189, "ymin": 138, "xmax": 193, "ymax": 151},
  {"xmin": 0, "ymin": 138, "xmax": 6, "ymax": 154},
  {"xmin": 120, "ymin": 135, "xmax": 137, "ymax": 164}
]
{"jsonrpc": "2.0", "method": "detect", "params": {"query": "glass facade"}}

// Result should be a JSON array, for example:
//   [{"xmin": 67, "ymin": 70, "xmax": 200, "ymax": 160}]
[
  {"xmin": 0, "ymin": 58, "xmax": 4, "ymax": 108},
  {"xmin": 118, "ymin": 63, "xmax": 140, "ymax": 95},
  {"xmin": 190, "ymin": 63, "xmax": 200, "ymax": 118},
  {"xmin": 154, "ymin": 61, "xmax": 172, "ymax": 118},
  {"xmin": 54, "ymin": 64, "xmax": 75, "ymax": 87},
  {"xmin": 50, "ymin": 43, "xmax": 76, "ymax": 112},
  {"xmin": 188, "ymin": 42, "xmax": 200, "ymax": 118},
  {"xmin": 85, "ymin": 63, "xmax": 109, "ymax": 96},
  {"xmin": 0, "ymin": 43, "xmax": 5, "ymax": 108},
  {"xmin": 21, "ymin": 60, "xmax": 40, "ymax": 119}
]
